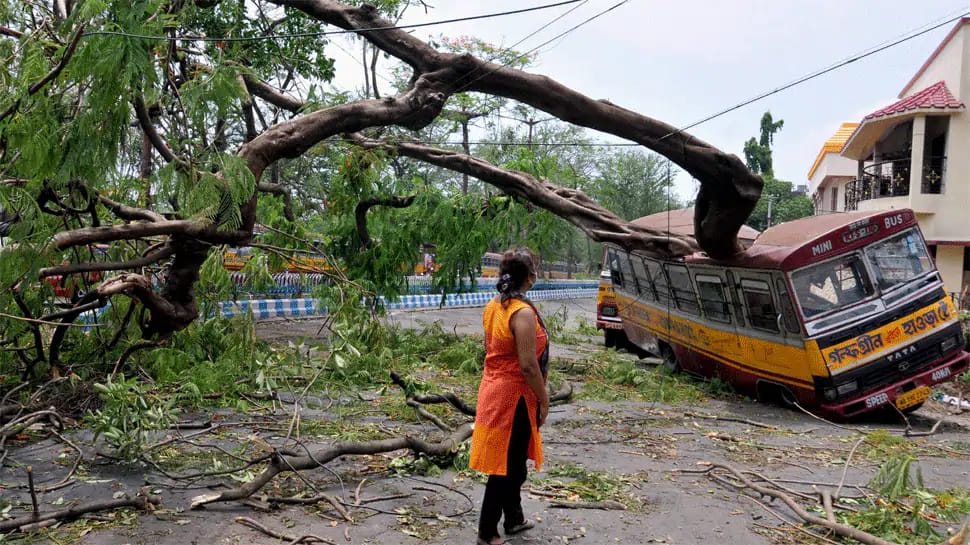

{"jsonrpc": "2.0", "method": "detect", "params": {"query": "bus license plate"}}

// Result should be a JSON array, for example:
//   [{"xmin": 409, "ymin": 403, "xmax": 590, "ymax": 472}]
[{"xmin": 895, "ymin": 386, "xmax": 931, "ymax": 410}]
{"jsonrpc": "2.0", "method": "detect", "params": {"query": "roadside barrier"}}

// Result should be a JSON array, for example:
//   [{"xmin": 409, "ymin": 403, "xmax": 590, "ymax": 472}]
[
  {"xmin": 227, "ymin": 272, "xmax": 598, "ymax": 297},
  {"xmin": 79, "ymin": 288, "xmax": 597, "ymax": 324},
  {"xmin": 217, "ymin": 288, "xmax": 597, "ymax": 320}
]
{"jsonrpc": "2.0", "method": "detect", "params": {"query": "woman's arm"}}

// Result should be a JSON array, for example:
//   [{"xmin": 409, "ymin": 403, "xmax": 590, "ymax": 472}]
[{"xmin": 510, "ymin": 307, "xmax": 549, "ymax": 427}]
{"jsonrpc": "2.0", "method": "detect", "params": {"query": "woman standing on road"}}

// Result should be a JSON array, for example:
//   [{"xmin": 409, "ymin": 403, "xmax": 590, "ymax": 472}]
[{"xmin": 470, "ymin": 248, "xmax": 550, "ymax": 545}]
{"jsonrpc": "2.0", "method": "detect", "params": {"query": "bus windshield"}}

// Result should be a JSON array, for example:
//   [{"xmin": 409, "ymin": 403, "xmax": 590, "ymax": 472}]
[
  {"xmin": 863, "ymin": 228, "xmax": 933, "ymax": 291},
  {"xmin": 792, "ymin": 254, "xmax": 874, "ymax": 318}
]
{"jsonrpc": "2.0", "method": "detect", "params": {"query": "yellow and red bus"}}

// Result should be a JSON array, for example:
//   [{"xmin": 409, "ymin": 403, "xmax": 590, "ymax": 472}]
[
  {"xmin": 596, "ymin": 268, "xmax": 626, "ymax": 348},
  {"xmin": 606, "ymin": 209, "xmax": 968, "ymax": 419}
]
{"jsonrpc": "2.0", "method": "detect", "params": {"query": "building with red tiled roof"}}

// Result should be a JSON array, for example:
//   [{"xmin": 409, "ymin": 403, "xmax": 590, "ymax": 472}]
[{"xmin": 808, "ymin": 19, "xmax": 970, "ymax": 297}]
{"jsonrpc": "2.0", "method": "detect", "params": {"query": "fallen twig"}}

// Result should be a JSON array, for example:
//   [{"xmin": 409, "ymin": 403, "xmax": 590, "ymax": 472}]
[
  {"xmin": 549, "ymin": 499, "xmax": 626, "ymax": 510},
  {"xmin": 235, "ymin": 516, "xmax": 336, "ymax": 545},
  {"xmin": 703, "ymin": 463, "xmax": 895, "ymax": 545},
  {"xmin": 835, "ymin": 435, "xmax": 867, "ymax": 499},
  {"xmin": 0, "ymin": 493, "xmax": 161, "ymax": 533},
  {"xmin": 267, "ymin": 494, "xmax": 351, "ymax": 521},
  {"xmin": 683, "ymin": 411, "xmax": 776, "ymax": 430},
  {"xmin": 190, "ymin": 424, "xmax": 472, "ymax": 509}
]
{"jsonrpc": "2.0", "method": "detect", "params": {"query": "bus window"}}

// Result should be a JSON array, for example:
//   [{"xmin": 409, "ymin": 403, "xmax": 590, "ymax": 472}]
[
  {"xmin": 775, "ymin": 277, "xmax": 801, "ymax": 334},
  {"xmin": 791, "ymin": 255, "xmax": 873, "ymax": 319},
  {"xmin": 666, "ymin": 264, "xmax": 699, "ymax": 315},
  {"xmin": 740, "ymin": 279, "xmax": 779, "ymax": 332},
  {"xmin": 646, "ymin": 259, "xmax": 672, "ymax": 307},
  {"xmin": 696, "ymin": 275, "xmax": 731, "ymax": 323},
  {"xmin": 607, "ymin": 248, "xmax": 624, "ymax": 288},
  {"xmin": 864, "ymin": 229, "xmax": 933, "ymax": 291},
  {"xmin": 631, "ymin": 256, "xmax": 654, "ymax": 300},
  {"xmin": 618, "ymin": 251, "xmax": 635, "ymax": 292}
]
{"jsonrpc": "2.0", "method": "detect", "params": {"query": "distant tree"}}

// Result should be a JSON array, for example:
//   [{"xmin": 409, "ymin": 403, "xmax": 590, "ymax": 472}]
[
  {"xmin": 746, "ymin": 177, "xmax": 814, "ymax": 232},
  {"xmin": 740, "ymin": 112, "xmax": 810, "ymax": 231},
  {"xmin": 743, "ymin": 112, "xmax": 784, "ymax": 177}
]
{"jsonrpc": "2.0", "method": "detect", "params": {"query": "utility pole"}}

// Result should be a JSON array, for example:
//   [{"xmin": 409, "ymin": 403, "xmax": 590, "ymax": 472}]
[{"xmin": 766, "ymin": 195, "xmax": 776, "ymax": 228}]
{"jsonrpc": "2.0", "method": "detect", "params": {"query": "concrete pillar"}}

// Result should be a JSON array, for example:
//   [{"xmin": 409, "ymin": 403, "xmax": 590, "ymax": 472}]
[
  {"xmin": 935, "ymin": 245, "xmax": 964, "ymax": 295},
  {"xmin": 910, "ymin": 115, "xmax": 926, "ymax": 195}
]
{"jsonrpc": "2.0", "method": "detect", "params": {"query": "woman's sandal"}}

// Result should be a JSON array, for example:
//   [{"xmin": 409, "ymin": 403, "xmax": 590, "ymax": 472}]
[{"xmin": 505, "ymin": 521, "xmax": 535, "ymax": 535}]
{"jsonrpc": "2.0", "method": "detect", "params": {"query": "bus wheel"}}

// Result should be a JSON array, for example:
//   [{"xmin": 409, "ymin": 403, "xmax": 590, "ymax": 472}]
[
  {"xmin": 659, "ymin": 343, "xmax": 679, "ymax": 373},
  {"xmin": 604, "ymin": 329, "xmax": 621, "ymax": 349},
  {"xmin": 758, "ymin": 381, "xmax": 797, "ymax": 408}
]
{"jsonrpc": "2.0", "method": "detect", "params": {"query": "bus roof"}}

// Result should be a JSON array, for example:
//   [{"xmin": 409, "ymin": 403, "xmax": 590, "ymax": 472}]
[
  {"xmin": 675, "ymin": 209, "xmax": 919, "ymax": 271},
  {"xmin": 631, "ymin": 207, "xmax": 760, "ymax": 243}
]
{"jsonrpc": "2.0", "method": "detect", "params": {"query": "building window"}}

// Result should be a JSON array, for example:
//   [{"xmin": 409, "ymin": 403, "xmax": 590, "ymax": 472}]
[{"xmin": 830, "ymin": 186, "xmax": 838, "ymax": 211}]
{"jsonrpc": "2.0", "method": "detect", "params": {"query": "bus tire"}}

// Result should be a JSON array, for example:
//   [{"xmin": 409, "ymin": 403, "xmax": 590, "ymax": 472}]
[
  {"xmin": 659, "ymin": 343, "xmax": 679, "ymax": 373},
  {"xmin": 757, "ymin": 381, "xmax": 796, "ymax": 408},
  {"xmin": 604, "ymin": 329, "xmax": 622, "ymax": 349}
]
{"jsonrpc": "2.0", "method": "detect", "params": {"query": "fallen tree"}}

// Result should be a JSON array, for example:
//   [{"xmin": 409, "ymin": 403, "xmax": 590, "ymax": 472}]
[
  {"xmin": 0, "ymin": 0, "xmax": 761, "ymax": 377},
  {"xmin": 189, "ymin": 371, "xmax": 573, "ymax": 508}
]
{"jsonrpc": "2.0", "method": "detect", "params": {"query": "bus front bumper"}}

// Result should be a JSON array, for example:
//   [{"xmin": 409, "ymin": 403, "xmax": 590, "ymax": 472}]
[{"xmin": 823, "ymin": 350, "xmax": 970, "ymax": 419}]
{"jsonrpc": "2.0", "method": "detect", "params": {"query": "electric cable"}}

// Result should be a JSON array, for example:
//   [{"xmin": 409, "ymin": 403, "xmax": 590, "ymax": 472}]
[
  {"xmin": 444, "ymin": 0, "xmax": 591, "ymax": 94},
  {"xmin": 660, "ymin": 7, "xmax": 970, "ymax": 140},
  {"xmin": 80, "ymin": 0, "xmax": 585, "ymax": 42},
  {"xmin": 451, "ymin": 0, "xmax": 634, "ymax": 95}
]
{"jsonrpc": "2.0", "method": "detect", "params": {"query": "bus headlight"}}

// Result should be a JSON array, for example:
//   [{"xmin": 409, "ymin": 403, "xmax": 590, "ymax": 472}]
[
  {"xmin": 823, "ymin": 387, "xmax": 837, "ymax": 401},
  {"xmin": 836, "ymin": 381, "xmax": 859, "ymax": 396},
  {"xmin": 941, "ymin": 336, "xmax": 958, "ymax": 353}
]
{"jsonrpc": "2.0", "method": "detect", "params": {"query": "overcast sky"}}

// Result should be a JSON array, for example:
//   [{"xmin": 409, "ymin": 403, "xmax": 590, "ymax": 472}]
[{"xmin": 318, "ymin": 0, "xmax": 970, "ymax": 201}]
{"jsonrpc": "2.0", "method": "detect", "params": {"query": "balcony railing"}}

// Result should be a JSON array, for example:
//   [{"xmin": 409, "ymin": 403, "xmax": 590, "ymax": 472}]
[{"xmin": 844, "ymin": 156, "xmax": 946, "ymax": 211}]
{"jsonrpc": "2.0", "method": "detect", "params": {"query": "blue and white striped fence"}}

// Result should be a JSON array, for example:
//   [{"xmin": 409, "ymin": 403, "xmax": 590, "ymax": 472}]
[
  {"xmin": 217, "ymin": 288, "xmax": 597, "ymax": 320},
  {"xmin": 226, "ymin": 272, "xmax": 598, "ymax": 297}
]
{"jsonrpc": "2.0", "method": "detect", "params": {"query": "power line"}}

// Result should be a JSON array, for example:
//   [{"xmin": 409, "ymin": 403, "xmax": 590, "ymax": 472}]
[
  {"xmin": 452, "ymin": 0, "xmax": 634, "ymax": 95},
  {"xmin": 445, "ymin": 0, "xmax": 591, "ymax": 94},
  {"xmin": 80, "ymin": 0, "xmax": 585, "ymax": 42},
  {"xmin": 325, "ymin": 137, "xmax": 640, "ymax": 148},
  {"xmin": 660, "ymin": 7, "xmax": 970, "ymax": 140}
]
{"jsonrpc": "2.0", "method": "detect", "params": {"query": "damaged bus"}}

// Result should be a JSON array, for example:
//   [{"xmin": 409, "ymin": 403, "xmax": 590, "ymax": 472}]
[{"xmin": 605, "ymin": 208, "xmax": 968, "ymax": 419}]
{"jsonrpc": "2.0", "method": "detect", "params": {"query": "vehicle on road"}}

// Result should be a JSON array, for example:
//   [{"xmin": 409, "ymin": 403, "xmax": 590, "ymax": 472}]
[
  {"xmin": 605, "ymin": 208, "xmax": 968, "ymax": 419},
  {"xmin": 596, "ymin": 269, "xmax": 627, "ymax": 348}
]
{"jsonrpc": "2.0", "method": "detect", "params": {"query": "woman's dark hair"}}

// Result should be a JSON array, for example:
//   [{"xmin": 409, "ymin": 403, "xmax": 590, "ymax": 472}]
[{"xmin": 496, "ymin": 247, "xmax": 538, "ymax": 303}]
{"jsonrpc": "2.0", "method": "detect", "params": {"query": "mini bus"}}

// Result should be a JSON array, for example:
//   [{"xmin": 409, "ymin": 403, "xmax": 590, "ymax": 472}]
[
  {"xmin": 596, "ymin": 268, "xmax": 626, "ymax": 348},
  {"xmin": 605, "ymin": 208, "xmax": 968, "ymax": 419},
  {"xmin": 480, "ymin": 252, "xmax": 502, "ymax": 277}
]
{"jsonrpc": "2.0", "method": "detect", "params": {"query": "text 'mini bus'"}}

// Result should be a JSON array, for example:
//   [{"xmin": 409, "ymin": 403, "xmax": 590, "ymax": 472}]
[{"xmin": 605, "ymin": 208, "xmax": 968, "ymax": 419}]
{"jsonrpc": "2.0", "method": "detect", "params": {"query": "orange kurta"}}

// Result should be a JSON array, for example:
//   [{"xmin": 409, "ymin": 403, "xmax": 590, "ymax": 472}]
[{"xmin": 469, "ymin": 297, "xmax": 547, "ymax": 476}]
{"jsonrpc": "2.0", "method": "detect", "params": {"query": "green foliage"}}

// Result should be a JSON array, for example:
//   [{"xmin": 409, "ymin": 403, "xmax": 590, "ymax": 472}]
[
  {"xmin": 743, "ymin": 111, "xmax": 784, "ymax": 177},
  {"xmin": 842, "ymin": 454, "xmax": 970, "ymax": 545},
  {"xmin": 533, "ymin": 462, "xmax": 643, "ymax": 509},
  {"xmin": 871, "ymin": 455, "xmax": 924, "ymax": 500},
  {"xmin": 739, "ymin": 112, "xmax": 812, "ymax": 231},
  {"xmin": 746, "ymin": 175, "xmax": 814, "ymax": 232},
  {"xmin": 138, "ymin": 315, "xmax": 267, "ymax": 402},
  {"xmin": 577, "ymin": 350, "xmax": 708, "ymax": 403},
  {"xmin": 85, "ymin": 375, "xmax": 177, "ymax": 463}
]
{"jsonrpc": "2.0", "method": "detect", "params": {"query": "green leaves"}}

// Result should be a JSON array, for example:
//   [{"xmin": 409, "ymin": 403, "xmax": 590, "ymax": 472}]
[{"xmin": 86, "ymin": 374, "xmax": 178, "ymax": 464}]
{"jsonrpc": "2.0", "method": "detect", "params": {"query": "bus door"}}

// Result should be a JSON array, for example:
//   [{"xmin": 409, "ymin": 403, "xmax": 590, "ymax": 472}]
[{"xmin": 693, "ymin": 271, "xmax": 740, "ymax": 377}]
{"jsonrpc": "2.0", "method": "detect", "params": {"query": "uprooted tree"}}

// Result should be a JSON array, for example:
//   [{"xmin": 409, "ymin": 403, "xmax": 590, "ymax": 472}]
[{"xmin": 0, "ymin": 0, "xmax": 761, "ymax": 377}]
